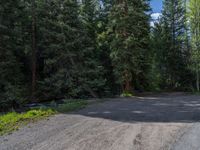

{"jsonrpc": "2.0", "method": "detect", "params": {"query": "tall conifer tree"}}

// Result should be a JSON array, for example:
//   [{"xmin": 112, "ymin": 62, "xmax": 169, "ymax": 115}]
[
  {"xmin": 159, "ymin": 0, "xmax": 190, "ymax": 88},
  {"xmin": 0, "ymin": 0, "xmax": 26, "ymax": 109},
  {"xmin": 107, "ymin": 0, "xmax": 150, "ymax": 93},
  {"xmin": 188, "ymin": 0, "xmax": 200, "ymax": 91}
]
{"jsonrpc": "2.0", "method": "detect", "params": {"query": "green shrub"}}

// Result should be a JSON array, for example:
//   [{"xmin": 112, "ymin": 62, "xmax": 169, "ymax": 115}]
[
  {"xmin": 120, "ymin": 91, "xmax": 133, "ymax": 97},
  {"xmin": 0, "ymin": 84, "xmax": 26, "ymax": 112}
]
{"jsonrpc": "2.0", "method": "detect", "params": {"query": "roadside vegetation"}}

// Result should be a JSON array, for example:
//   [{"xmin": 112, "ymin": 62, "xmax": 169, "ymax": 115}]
[{"xmin": 0, "ymin": 100, "xmax": 88, "ymax": 136}]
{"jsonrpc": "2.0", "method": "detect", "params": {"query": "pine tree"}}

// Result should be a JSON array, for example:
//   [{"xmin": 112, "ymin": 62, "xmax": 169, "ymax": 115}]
[
  {"xmin": 97, "ymin": 0, "xmax": 117, "ymax": 95},
  {"xmin": 0, "ymin": 0, "xmax": 27, "ymax": 110},
  {"xmin": 160, "ymin": 0, "xmax": 190, "ymax": 89},
  {"xmin": 35, "ymin": 0, "xmax": 105, "ymax": 99},
  {"xmin": 188, "ymin": 0, "xmax": 200, "ymax": 91},
  {"xmin": 80, "ymin": 0, "xmax": 108, "ymax": 97},
  {"xmin": 107, "ymin": 0, "xmax": 150, "ymax": 93},
  {"xmin": 150, "ymin": 21, "xmax": 166, "ymax": 90},
  {"xmin": 31, "ymin": 0, "xmax": 37, "ymax": 101}
]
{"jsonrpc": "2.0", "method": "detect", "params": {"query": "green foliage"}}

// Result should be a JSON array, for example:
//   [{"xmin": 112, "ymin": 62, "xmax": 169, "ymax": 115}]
[
  {"xmin": 107, "ymin": 0, "xmax": 151, "ymax": 92},
  {"xmin": 0, "ymin": 0, "xmax": 28, "ymax": 110},
  {"xmin": 35, "ymin": 0, "xmax": 107, "ymax": 99},
  {"xmin": 150, "ymin": 0, "xmax": 191, "ymax": 90},
  {"xmin": 0, "ymin": 85, "xmax": 26, "ymax": 111},
  {"xmin": 55, "ymin": 100, "xmax": 88, "ymax": 113},
  {"xmin": 188, "ymin": 0, "xmax": 200, "ymax": 91},
  {"xmin": 0, "ymin": 100, "xmax": 88, "ymax": 135},
  {"xmin": 0, "ymin": 109, "xmax": 55, "ymax": 135},
  {"xmin": 120, "ymin": 91, "xmax": 133, "ymax": 97}
]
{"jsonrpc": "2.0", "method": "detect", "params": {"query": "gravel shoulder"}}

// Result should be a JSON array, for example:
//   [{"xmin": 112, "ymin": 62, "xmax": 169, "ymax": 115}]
[{"xmin": 1, "ymin": 93, "xmax": 200, "ymax": 150}]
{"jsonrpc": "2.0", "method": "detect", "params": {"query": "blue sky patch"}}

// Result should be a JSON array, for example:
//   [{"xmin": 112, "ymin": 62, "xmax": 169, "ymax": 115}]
[{"xmin": 150, "ymin": 0, "xmax": 163, "ymax": 13}]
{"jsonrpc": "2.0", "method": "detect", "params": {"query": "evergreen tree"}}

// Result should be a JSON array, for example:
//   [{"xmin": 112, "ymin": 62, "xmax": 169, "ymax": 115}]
[
  {"xmin": 107, "ymin": 0, "xmax": 150, "ymax": 93},
  {"xmin": 97, "ymin": 0, "xmax": 117, "ymax": 95},
  {"xmin": 80, "ymin": 0, "xmax": 107, "ymax": 97},
  {"xmin": 36, "ymin": 0, "xmax": 105, "ymax": 99},
  {"xmin": 31, "ymin": 0, "xmax": 37, "ymax": 101},
  {"xmin": 0, "ymin": 0, "xmax": 27, "ymax": 110},
  {"xmin": 188, "ymin": 0, "xmax": 200, "ymax": 91},
  {"xmin": 159, "ymin": 0, "xmax": 190, "ymax": 89},
  {"xmin": 150, "ymin": 21, "xmax": 166, "ymax": 90}
]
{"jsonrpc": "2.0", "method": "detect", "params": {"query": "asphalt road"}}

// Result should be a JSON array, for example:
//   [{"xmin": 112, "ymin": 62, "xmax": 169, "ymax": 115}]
[{"xmin": 1, "ymin": 93, "xmax": 200, "ymax": 150}]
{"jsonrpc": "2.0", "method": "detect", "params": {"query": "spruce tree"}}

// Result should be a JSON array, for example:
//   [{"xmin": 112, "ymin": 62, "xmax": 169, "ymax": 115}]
[
  {"xmin": 188, "ymin": 0, "xmax": 200, "ymax": 91},
  {"xmin": 107, "ymin": 0, "xmax": 150, "ymax": 93},
  {"xmin": 161, "ymin": 0, "xmax": 190, "ymax": 89},
  {"xmin": 36, "ymin": 0, "xmax": 105, "ymax": 99},
  {"xmin": 150, "ymin": 21, "xmax": 166, "ymax": 90},
  {"xmin": 97, "ymin": 0, "xmax": 117, "ymax": 95},
  {"xmin": 80, "ymin": 0, "xmax": 107, "ymax": 97},
  {"xmin": 0, "ymin": 0, "xmax": 27, "ymax": 110}
]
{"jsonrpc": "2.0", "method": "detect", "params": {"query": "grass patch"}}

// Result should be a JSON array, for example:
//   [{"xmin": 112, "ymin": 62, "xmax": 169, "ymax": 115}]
[
  {"xmin": 0, "ymin": 100, "xmax": 88, "ymax": 136},
  {"xmin": 0, "ymin": 109, "xmax": 55, "ymax": 136},
  {"xmin": 55, "ymin": 100, "xmax": 88, "ymax": 113},
  {"xmin": 120, "ymin": 91, "xmax": 134, "ymax": 97}
]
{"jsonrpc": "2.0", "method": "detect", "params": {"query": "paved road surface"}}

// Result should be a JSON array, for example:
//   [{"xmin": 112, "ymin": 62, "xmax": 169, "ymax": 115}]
[{"xmin": 1, "ymin": 93, "xmax": 200, "ymax": 150}]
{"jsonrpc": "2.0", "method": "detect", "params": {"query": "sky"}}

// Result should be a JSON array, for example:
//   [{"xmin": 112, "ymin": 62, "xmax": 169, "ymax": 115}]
[
  {"xmin": 150, "ymin": 0, "xmax": 163, "ymax": 13},
  {"xmin": 150, "ymin": 0, "xmax": 163, "ymax": 22}
]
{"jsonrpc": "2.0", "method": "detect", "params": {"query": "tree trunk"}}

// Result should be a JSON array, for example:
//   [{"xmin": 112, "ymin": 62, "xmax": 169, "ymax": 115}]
[
  {"xmin": 118, "ymin": 0, "xmax": 132, "ymax": 93},
  {"xmin": 123, "ymin": 70, "xmax": 132, "ymax": 93},
  {"xmin": 197, "ymin": 68, "xmax": 200, "ymax": 92},
  {"xmin": 124, "ymin": 80, "xmax": 131, "ymax": 92},
  {"xmin": 31, "ymin": 0, "xmax": 37, "ymax": 101}
]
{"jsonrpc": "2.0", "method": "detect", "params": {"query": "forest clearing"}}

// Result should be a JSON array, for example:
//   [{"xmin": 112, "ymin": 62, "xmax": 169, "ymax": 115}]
[{"xmin": 1, "ymin": 0, "xmax": 200, "ymax": 149}]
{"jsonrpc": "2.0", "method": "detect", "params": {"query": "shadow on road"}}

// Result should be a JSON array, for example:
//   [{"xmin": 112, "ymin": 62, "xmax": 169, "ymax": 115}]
[{"xmin": 72, "ymin": 93, "xmax": 200, "ymax": 123}]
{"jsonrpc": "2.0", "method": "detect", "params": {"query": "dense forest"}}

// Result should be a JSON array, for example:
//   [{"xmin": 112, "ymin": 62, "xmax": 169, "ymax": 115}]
[{"xmin": 0, "ymin": 0, "xmax": 200, "ymax": 110}]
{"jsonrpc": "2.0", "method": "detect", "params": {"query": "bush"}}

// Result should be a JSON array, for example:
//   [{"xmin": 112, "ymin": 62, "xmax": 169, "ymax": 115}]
[
  {"xmin": 120, "ymin": 91, "xmax": 133, "ymax": 97},
  {"xmin": 0, "ymin": 84, "xmax": 26, "ymax": 112}
]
